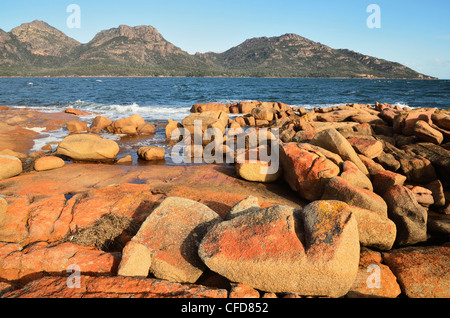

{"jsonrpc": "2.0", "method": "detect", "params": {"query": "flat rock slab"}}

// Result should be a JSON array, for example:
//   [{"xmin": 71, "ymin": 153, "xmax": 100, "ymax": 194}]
[
  {"xmin": 0, "ymin": 163, "xmax": 305, "ymax": 284},
  {"xmin": 3, "ymin": 275, "xmax": 228, "ymax": 298},
  {"xmin": 0, "ymin": 183, "xmax": 161, "ymax": 246},
  {"xmin": 0, "ymin": 163, "xmax": 305, "ymax": 218},
  {"xmin": 0, "ymin": 242, "xmax": 119, "ymax": 283},
  {"xmin": 0, "ymin": 108, "xmax": 77, "ymax": 154}
]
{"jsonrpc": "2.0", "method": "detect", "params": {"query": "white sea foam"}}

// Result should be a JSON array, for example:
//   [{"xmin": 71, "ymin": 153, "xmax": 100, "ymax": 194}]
[
  {"xmin": 25, "ymin": 127, "xmax": 47, "ymax": 133},
  {"xmin": 97, "ymin": 103, "xmax": 142, "ymax": 114},
  {"xmin": 393, "ymin": 102, "xmax": 417, "ymax": 109},
  {"xmin": 11, "ymin": 100, "xmax": 192, "ymax": 129},
  {"xmin": 93, "ymin": 103, "xmax": 191, "ymax": 121},
  {"xmin": 30, "ymin": 128, "xmax": 66, "ymax": 153},
  {"xmin": 61, "ymin": 100, "xmax": 191, "ymax": 122},
  {"xmin": 30, "ymin": 127, "xmax": 124, "ymax": 153}
]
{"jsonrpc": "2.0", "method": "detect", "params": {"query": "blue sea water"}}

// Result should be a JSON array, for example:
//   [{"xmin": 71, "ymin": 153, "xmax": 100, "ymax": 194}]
[
  {"xmin": 0, "ymin": 77, "xmax": 449, "ymax": 155},
  {"xmin": 0, "ymin": 78, "xmax": 449, "ymax": 120}
]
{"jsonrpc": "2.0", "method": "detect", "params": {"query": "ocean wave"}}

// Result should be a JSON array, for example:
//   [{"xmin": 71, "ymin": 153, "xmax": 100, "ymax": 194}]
[
  {"xmin": 12, "ymin": 100, "xmax": 192, "ymax": 122},
  {"xmin": 30, "ymin": 128, "xmax": 66, "ymax": 153},
  {"xmin": 67, "ymin": 101, "xmax": 192, "ymax": 122},
  {"xmin": 393, "ymin": 102, "xmax": 409, "ymax": 108},
  {"xmin": 97, "ymin": 103, "xmax": 142, "ymax": 114},
  {"xmin": 97, "ymin": 103, "xmax": 189, "ymax": 114},
  {"xmin": 393, "ymin": 102, "xmax": 417, "ymax": 109},
  {"xmin": 97, "ymin": 104, "xmax": 191, "ymax": 121}
]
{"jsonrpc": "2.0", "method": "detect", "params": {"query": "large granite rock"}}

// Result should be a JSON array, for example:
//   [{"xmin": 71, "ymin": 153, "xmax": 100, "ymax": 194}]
[
  {"xmin": 56, "ymin": 134, "xmax": 119, "ymax": 161},
  {"xmin": 199, "ymin": 201, "xmax": 360, "ymax": 297},
  {"xmin": 383, "ymin": 185, "xmax": 428, "ymax": 246},
  {"xmin": 310, "ymin": 128, "xmax": 369, "ymax": 176},
  {"xmin": 321, "ymin": 176, "xmax": 388, "ymax": 217},
  {"xmin": 0, "ymin": 155, "xmax": 22, "ymax": 180},
  {"xmin": 125, "ymin": 197, "xmax": 221, "ymax": 283},
  {"xmin": 280, "ymin": 143, "xmax": 340, "ymax": 201}
]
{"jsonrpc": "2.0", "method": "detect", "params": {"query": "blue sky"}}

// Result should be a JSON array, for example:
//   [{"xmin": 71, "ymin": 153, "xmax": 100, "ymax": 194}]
[{"xmin": 1, "ymin": 0, "xmax": 449, "ymax": 78}]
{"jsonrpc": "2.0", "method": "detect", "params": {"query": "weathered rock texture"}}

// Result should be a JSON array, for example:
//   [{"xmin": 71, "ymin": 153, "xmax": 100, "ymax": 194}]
[
  {"xmin": 56, "ymin": 134, "xmax": 119, "ymax": 161},
  {"xmin": 199, "ymin": 201, "xmax": 360, "ymax": 297},
  {"xmin": 126, "ymin": 197, "xmax": 221, "ymax": 283},
  {"xmin": 0, "ymin": 103, "xmax": 449, "ymax": 299}
]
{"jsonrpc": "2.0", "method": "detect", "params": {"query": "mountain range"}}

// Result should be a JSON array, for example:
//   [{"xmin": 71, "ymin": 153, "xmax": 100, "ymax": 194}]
[{"xmin": 0, "ymin": 20, "xmax": 435, "ymax": 78}]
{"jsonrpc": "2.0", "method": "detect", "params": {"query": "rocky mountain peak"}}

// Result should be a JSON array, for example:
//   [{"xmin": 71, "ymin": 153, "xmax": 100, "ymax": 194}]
[
  {"xmin": 0, "ymin": 21, "xmax": 435, "ymax": 78},
  {"xmin": 9, "ymin": 20, "xmax": 80, "ymax": 57},
  {"xmin": 11, "ymin": 20, "xmax": 67, "ymax": 39},
  {"xmin": 11, "ymin": 20, "xmax": 49, "ymax": 31},
  {"xmin": 278, "ymin": 33, "xmax": 308, "ymax": 41},
  {"xmin": 89, "ymin": 24, "xmax": 165, "ymax": 47}
]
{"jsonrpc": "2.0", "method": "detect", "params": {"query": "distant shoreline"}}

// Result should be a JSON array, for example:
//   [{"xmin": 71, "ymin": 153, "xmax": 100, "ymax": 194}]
[
  {"xmin": 1, "ymin": 21, "xmax": 439, "ymax": 80},
  {"xmin": 0, "ymin": 75, "xmax": 441, "ymax": 80}
]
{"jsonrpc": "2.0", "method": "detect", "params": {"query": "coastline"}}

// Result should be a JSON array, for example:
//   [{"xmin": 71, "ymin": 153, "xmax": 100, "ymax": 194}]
[
  {"xmin": 0, "ymin": 75, "xmax": 441, "ymax": 80},
  {"xmin": 0, "ymin": 101, "xmax": 449, "ymax": 299}
]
